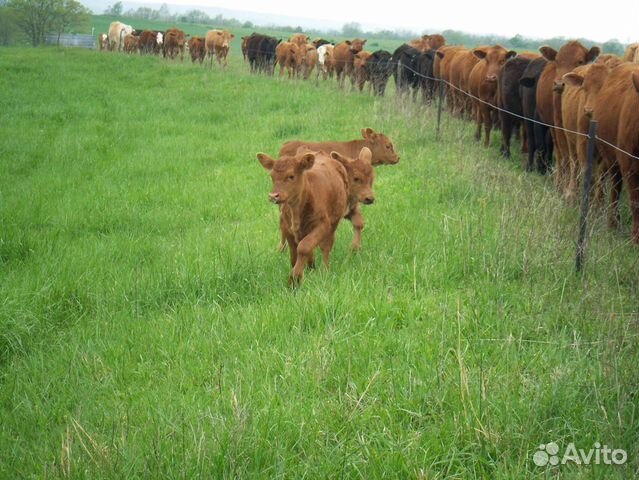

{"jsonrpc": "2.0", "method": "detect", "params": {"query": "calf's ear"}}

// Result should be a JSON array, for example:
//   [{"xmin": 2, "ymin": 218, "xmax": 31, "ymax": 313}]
[
  {"xmin": 562, "ymin": 72, "xmax": 584, "ymax": 88},
  {"xmin": 257, "ymin": 153, "xmax": 275, "ymax": 170},
  {"xmin": 506, "ymin": 50, "xmax": 517, "ymax": 60},
  {"xmin": 361, "ymin": 127, "xmax": 375, "ymax": 139},
  {"xmin": 358, "ymin": 147, "xmax": 373, "ymax": 164},
  {"xmin": 331, "ymin": 151, "xmax": 350, "ymax": 167},
  {"xmin": 539, "ymin": 46, "xmax": 557, "ymax": 61},
  {"xmin": 587, "ymin": 46, "xmax": 600, "ymax": 63},
  {"xmin": 436, "ymin": 51, "xmax": 445, "ymax": 59},
  {"xmin": 298, "ymin": 153, "xmax": 315, "ymax": 171}
]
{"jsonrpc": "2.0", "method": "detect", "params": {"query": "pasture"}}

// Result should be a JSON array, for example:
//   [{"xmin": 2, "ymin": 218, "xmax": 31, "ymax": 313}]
[{"xmin": 0, "ymin": 45, "xmax": 638, "ymax": 478}]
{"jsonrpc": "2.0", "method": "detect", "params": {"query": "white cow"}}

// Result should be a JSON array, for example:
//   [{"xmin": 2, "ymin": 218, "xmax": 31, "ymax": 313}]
[
  {"xmin": 107, "ymin": 21, "xmax": 134, "ymax": 52},
  {"xmin": 317, "ymin": 44, "xmax": 334, "ymax": 79}
]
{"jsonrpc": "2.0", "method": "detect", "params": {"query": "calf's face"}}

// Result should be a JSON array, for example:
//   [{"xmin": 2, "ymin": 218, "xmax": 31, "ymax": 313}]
[
  {"xmin": 257, "ymin": 153, "xmax": 315, "ymax": 204},
  {"xmin": 331, "ymin": 148, "xmax": 375, "ymax": 204},
  {"xmin": 361, "ymin": 128, "xmax": 400, "ymax": 164}
]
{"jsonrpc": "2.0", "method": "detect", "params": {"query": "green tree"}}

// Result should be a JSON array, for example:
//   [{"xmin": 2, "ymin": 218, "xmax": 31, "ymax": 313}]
[
  {"xmin": 104, "ymin": 1, "xmax": 122, "ymax": 15},
  {"xmin": 9, "ymin": 0, "xmax": 60, "ymax": 46},
  {"xmin": 0, "ymin": 5, "xmax": 20, "ymax": 44},
  {"xmin": 342, "ymin": 22, "xmax": 362, "ymax": 37},
  {"xmin": 52, "ymin": 0, "xmax": 90, "ymax": 41}
]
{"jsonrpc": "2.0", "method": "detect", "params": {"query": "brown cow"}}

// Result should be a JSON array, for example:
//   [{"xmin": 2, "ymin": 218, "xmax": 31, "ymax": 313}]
[
  {"xmin": 257, "ymin": 149, "xmax": 349, "ymax": 286},
  {"xmin": 332, "ymin": 39, "xmax": 367, "ymax": 86},
  {"xmin": 275, "ymin": 41, "xmax": 301, "ymax": 78},
  {"xmin": 448, "ymin": 48, "xmax": 482, "ymax": 118},
  {"xmin": 353, "ymin": 51, "xmax": 373, "ymax": 92},
  {"xmin": 289, "ymin": 33, "xmax": 310, "ymax": 47},
  {"xmin": 435, "ymin": 46, "xmax": 464, "ymax": 112},
  {"xmin": 241, "ymin": 35, "xmax": 250, "ymax": 61},
  {"xmin": 579, "ymin": 63, "xmax": 639, "ymax": 242},
  {"xmin": 409, "ymin": 34, "xmax": 446, "ymax": 52},
  {"xmin": 123, "ymin": 34, "xmax": 139, "ymax": 54},
  {"xmin": 536, "ymin": 40, "xmax": 600, "ymax": 193},
  {"xmin": 206, "ymin": 29, "xmax": 235, "ymax": 67},
  {"xmin": 188, "ymin": 36, "xmax": 206, "ymax": 64},
  {"xmin": 163, "ymin": 28, "xmax": 187, "ymax": 61},
  {"xmin": 279, "ymin": 128, "xmax": 400, "ymax": 166},
  {"xmin": 299, "ymin": 44, "xmax": 318, "ymax": 80},
  {"xmin": 468, "ymin": 45, "xmax": 517, "ymax": 146}
]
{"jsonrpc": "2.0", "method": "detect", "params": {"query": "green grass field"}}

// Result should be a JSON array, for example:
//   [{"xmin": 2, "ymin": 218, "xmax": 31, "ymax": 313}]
[{"xmin": 0, "ymin": 43, "xmax": 638, "ymax": 479}]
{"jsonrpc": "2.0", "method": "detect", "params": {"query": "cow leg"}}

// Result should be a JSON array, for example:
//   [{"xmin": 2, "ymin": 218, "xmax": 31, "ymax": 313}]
[
  {"xmin": 501, "ymin": 112, "xmax": 512, "ymax": 158},
  {"xmin": 607, "ymin": 162, "xmax": 623, "ymax": 230},
  {"xmin": 619, "ymin": 157, "xmax": 639, "ymax": 243},
  {"xmin": 348, "ymin": 207, "xmax": 365, "ymax": 251},
  {"xmin": 483, "ymin": 109, "xmax": 492, "ymax": 148},
  {"xmin": 474, "ymin": 103, "xmax": 482, "ymax": 142},
  {"xmin": 319, "ymin": 231, "xmax": 336, "ymax": 268},
  {"xmin": 290, "ymin": 226, "xmax": 328, "ymax": 286}
]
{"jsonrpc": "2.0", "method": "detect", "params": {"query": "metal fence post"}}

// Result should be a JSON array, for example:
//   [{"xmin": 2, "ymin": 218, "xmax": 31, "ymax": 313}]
[
  {"xmin": 576, "ymin": 119, "xmax": 598, "ymax": 272},
  {"xmin": 436, "ymin": 81, "xmax": 444, "ymax": 141}
]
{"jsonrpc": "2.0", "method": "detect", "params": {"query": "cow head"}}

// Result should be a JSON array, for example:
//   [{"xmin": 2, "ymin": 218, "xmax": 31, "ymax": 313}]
[
  {"xmin": 156, "ymin": 31, "xmax": 163, "ymax": 46},
  {"xmin": 331, "ymin": 148, "xmax": 375, "ymax": 205},
  {"xmin": 473, "ymin": 45, "xmax": 516, "ymax": 84},
  {"xmin": 361, "ymin": 128, "xmax": 400, "ymax": 165},
  {"xmin": 257, "ymin": 152, "xmax": 315, "ymax": 205},
  {"xmin": 350, "ymin": 39, "xmax": 367, "ymax": 53},
  {"xmin": 563, "ymin": 63, "xmax": 610, "ymax": 118},
  {"xmin": 540, "ymin": 41, "xmax": 600, "ymax": 92}
]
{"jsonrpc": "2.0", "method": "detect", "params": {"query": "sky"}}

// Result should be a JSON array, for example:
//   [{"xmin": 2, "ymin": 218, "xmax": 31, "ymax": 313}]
[{"xmin": 93, "ymin": 0, "xmax": 639, "ymax": 43}]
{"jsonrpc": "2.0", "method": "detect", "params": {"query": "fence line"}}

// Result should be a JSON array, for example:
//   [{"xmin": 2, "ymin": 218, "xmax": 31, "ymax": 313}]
[{"xmin": 394, "ymin": 60, "xmax": 639, "ymax": 161}]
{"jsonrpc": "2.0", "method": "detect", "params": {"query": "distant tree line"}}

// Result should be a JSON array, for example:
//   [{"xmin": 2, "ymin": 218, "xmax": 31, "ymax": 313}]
[
  {"xmin": 0, "ymin": 0, "xmax": 91, "ymax": 46},
  {"xmin": 0, "ymin": 0, "xmax": 627, "ymax": 55}
]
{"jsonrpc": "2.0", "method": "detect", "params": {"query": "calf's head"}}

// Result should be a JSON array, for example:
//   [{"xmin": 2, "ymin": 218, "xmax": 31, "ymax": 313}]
[
  {"xmin": 331, "ymin": 148, "xmax": 375, "ymax": 204},
  {"xmin": 361, "ymin": 127, "xmax": 400, "ymax": 165},
  {"xmin": 257, "ymin": 152, "xmax": 315, "ymax": 204}
]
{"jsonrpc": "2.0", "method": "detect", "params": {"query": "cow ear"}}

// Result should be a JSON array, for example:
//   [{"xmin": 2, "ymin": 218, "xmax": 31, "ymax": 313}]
[
  {"xmin": 587, "ymin": 46, "xmax": 600, "ymax": 63},
  {"xmin": 540, "ymin": 46, "xmax": 557, "ymax": 61},
  {"xmin": 473, "ymin": 48, "xmax": 487, "ymax": 60},
  {"xmin": 230, "ymin": 34, "xmax": 235, "ymax": 39},
  {"xmin": 632, "ymin": 72, "xmax": 639, "ymax": 94},
  {"xmin": 358, "ymin": 147, "xmax": 373, "ymax": 164},
  {"xmin": 345, "ymin": 40, "xmax": 352, "ymax": 46},
  {"xmin": 257, "ymin": 153, "xmax": 275, "ymax": 171},
  {"xmin": 362, "ymin": 39, "xmax": 367, "ymax": 45},
  {"xmin": 330, "ymin": 151, "xmax": 350, "ymax": 167},
  {"xmin": 506, "ymin": 50, "xmax": 517, "ymax": 60},
  {"xmin": 436, "ymin": 51, "xmax": 445, "ymax": 59},
  {"xmin": 562, "ymin": 72, "xmax": 584, "ymax": 88},
  {"xmin": 361, "ymin": 127, "xmax": 375, "ymax": 139},
  {"xmin": 298, "ymin": 153, "xmax": 315, "ymax": 171}
]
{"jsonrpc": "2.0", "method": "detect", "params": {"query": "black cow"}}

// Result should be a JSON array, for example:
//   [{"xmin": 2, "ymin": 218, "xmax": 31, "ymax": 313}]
[
  {"xmin": 519, "ymin": 57, "xmax": 552, "ymax": 173},
  {"xmin": 246, "ymin": 33, "xmax": 281, "ymax": 75},
  {"xmin": 392, "ymin": 44, "xmax": 422, "ymax": 96},
  {"xmin": 499, "ymin": 56, "xmax": 533, "ymax": 158},
  {"xmin": 365, "ymin": 50, "xmax": 392, "ymax": 96},
  {"xmin": 415, "ymin": 48, "xmax": 438, "ymax": 103}
]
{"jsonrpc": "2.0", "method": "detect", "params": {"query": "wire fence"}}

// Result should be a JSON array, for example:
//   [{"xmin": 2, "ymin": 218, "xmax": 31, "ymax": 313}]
[{"xmin": 394, "ymin": 60, "xmax": 639, "ymax": 161}]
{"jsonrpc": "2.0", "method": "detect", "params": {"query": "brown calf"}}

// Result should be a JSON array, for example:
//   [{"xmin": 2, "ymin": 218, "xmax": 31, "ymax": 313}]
[
  {"xmin": 279, "ymin": 128, "xmax": 400, "ymax": 166},
  {"xmin": 258, "ymin": 150, "xmax": 349, "ymax": 286}
]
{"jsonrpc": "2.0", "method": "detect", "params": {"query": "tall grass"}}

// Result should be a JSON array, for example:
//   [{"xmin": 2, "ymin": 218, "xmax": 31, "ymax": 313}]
[{"xmin": 0, "ymin": 46, "xmax": 637, "ymax": 478}]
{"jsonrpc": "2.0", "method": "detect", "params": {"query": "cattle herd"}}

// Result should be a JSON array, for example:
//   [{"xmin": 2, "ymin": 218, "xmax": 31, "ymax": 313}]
[{"xmin": 99, "ymin": 21, "xmax": 639, "ymax": 283}]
